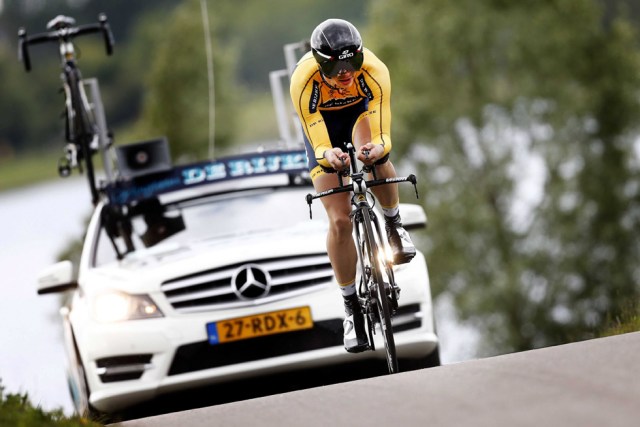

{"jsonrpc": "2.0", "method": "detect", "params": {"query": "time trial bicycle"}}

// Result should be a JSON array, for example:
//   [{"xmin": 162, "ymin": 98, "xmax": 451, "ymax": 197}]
[
  {"xmin": 305, "ymin": 143, "xmax": 419, "ymax": 374},
  {"xmin": 18, "ymin": 14, "xmax": 115, "ymax": 205}
]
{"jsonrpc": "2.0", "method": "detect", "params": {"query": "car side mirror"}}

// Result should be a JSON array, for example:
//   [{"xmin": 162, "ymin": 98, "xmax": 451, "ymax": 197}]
[
  {"xmin": 37, "ymin": 260, "xmax": 78, "ymax": 295},
  {"xmin": 399, "ymin": 203, "xmax": 428, "ymax": 230}
]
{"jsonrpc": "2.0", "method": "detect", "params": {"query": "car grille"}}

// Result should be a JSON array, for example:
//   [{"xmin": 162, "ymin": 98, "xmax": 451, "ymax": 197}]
[
  {"xmin": 168, "ymin": 319, "xmax": 343, "ymax": 375},
  {"xmin": 161, "ymin": 253, "xmax": 333, "ymax": 313},
  {"xmin": 167, "ymin": 305, "xmax": 424, "ymax": 376},
  {"xmin": 96, "ymin": 354, "xmax": 153, "ymax": 383}
]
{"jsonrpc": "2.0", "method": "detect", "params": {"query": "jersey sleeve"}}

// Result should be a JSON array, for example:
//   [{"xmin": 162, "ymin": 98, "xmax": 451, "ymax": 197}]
[
  {"xmin": 359, "ymin": 50, "xmax": 392, "ymax": 157},
  {"xmin": 290, "ymin": 56, "xmax": 333, "ymax": 169}
]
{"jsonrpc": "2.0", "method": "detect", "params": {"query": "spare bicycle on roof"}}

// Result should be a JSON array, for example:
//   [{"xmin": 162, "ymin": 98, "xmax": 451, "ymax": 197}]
[
  {"xmin": 16, "ymin": 15, "xmax": 314, "ymax": 260},
  {"xmin": 19, "ymin": 14, "xmax": 115, "ymax": 205}
]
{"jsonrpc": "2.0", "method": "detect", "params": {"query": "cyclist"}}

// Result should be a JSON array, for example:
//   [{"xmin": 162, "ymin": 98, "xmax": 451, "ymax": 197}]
[{"xmin": 290, "ymin": 18, "xmax": 416, "ymax": 353}]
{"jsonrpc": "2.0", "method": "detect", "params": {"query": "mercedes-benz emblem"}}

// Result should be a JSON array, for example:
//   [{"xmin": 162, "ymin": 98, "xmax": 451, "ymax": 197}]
[{"xmin": 231, "ymin": 264, "xmax": 272, "ymax": 300}]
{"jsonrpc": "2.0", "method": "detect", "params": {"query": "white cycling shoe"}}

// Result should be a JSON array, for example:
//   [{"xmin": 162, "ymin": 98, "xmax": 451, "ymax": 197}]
[
  {"xmin": 385, "ymin": 214, "xmax": 416, "ymax": 264},
  {"xmin": 343, "ymin": 295, "xmax": 369, "ymax": 353}
]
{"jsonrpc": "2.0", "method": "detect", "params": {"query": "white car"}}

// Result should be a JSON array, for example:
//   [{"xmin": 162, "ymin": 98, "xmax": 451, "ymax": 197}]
[{"xmin": 37, "ymin": 145, "xmax": 439, "ymax": 417}]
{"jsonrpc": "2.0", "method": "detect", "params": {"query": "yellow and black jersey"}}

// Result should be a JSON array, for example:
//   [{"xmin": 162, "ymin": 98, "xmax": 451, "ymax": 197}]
[{"xmin": 290, "ymin": 48, "xmax": 392, "ymax": 170}]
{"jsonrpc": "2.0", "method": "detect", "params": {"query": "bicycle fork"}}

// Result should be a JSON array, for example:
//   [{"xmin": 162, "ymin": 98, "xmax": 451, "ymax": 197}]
[
  {"xmin": 353, "ymin": 207, "xmax": 400, "ymax": 351},
  {"xmin": 352, "ymin": 208, "xmax": 375, "ymax": 351},
  {"xmin": 370, "ymin": 209, "xmax": 401, "ymax": 310}
]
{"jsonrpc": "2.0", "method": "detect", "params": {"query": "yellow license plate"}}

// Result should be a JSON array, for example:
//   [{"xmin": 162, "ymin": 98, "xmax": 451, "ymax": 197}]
[{"xmin": 206, "ymin": 306, "xmax": 313, "ymax": 345}]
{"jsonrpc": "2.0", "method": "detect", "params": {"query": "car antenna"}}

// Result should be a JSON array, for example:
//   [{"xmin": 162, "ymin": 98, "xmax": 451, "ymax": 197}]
[{"xmin": 200, "ymin": 0, "xmax": 216, "ymax": 160}]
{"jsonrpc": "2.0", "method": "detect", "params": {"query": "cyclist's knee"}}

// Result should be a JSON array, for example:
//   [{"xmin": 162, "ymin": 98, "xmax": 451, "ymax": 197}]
[{"xmin": 329, "ymin": 213, "xmax": 352, "ymax": 236}]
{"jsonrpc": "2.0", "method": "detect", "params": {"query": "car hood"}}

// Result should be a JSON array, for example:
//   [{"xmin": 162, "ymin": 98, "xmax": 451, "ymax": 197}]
[{"xmin": 86, "ymin": 221, "xmax": 329, "ymax": 292}]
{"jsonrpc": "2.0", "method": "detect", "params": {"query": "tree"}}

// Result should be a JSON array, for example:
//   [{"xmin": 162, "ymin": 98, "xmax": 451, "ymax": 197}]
[
  {"xmin": 367, "ymin": 0, "xmax": 640, "ymax": 354},
  {"xmin": 131, "ymin": 0, "xmax": 369, "ymax": 159},
  {"xmin": 128, "ymin": 1, "xmax": 238, "ymax": 160}
]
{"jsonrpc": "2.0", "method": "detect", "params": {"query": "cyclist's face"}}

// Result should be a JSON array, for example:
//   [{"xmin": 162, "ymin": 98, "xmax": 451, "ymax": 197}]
[{"xmin": 327, "ymin": 69, "xmax": 355, "ymax": 88}]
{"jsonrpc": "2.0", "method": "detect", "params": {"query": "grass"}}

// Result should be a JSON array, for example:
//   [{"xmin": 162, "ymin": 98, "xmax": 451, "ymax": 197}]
[
  {"xmin": 0, "ymin": 148, "xmax": 112, "ymax": 194},
  {"xmin": 598, "ymin": 300, "xmax": 640, "ymax": 337},
  {"xmin": 0, "ymin": 151, "xmax": 61, "ymax": 192},
  {"xmin": 0, "ymin": 381, "xmax": 103, "ymax": 427}
]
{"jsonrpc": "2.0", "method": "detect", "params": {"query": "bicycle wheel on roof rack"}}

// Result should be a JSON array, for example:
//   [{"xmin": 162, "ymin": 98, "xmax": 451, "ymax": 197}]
[{"xmin": 361, "ymin": 206, "xmax": 398, "ymax": 374}]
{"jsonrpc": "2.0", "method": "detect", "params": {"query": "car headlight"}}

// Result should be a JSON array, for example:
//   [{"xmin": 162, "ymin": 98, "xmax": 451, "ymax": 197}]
[{"xmin": 92, "ymin": 291, "xmax": 164, "ymax": 322}]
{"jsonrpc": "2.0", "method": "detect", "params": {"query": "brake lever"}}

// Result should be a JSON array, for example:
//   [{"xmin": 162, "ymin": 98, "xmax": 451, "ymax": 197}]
[
  {"xmin": 99, "ymin": 13, "xmax": 115, "ymax": 56},
  {"xmin": 17, "ymin": 28, "xmax": 32, "ymax": 71},
  {"xmin": 305, "ymin": 193, "xmax": 313, "ymax": 219},
  {"xmin": 408, "ymin": 174, "xmax": 419, "ymax": 199}
]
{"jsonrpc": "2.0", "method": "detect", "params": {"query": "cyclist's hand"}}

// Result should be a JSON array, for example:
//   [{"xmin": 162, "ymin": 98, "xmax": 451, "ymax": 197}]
[
  {"xmin": 357, "ymin": 143, "xmax": 384, "ymax": 165},
  {"xmin": 324, "ymin": 148, "xmax": 350, "ymax": 170}
]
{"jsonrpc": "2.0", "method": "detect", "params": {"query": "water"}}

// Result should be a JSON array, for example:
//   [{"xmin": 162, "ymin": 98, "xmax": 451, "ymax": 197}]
[
  {"xmin": 0, "ymin": 177, "xmax": 477, "ymax": 416},
  {"xmin": 0, "ymin": 177, "xmax": 90, "ymax": 414}
]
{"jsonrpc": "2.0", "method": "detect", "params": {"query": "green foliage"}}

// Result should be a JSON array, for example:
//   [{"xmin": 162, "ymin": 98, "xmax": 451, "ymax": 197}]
[
  {"xmin": 0, "ymin": 151, "xmax": 60, "ymax": 191},
  {"xmin": 206, "ymin": 0, "xmax": 365, "ymax": 91},
  {"xmin": 368, "ymin": 0, "xmax": 640, "ymax": 354},
  {"xmin": 131, "ymin": 1, "xmax": 238, "ymax": 159},
  {"xmin": 599, "ymin": 301, "xmax": 640, "ymax": 337},
  {"xmin": 133, "ymin": 0, "xmax": 366, "ymax": 159},
  {"xmin": 0, "ymin": 380, "xmax": 103, "ymax": 427}
]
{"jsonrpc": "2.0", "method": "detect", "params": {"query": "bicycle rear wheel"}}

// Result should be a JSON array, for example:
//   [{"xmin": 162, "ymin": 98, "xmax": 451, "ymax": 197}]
[{"xmin": 361, "ymin": 207, "xmax": 398, "ymax": 374}]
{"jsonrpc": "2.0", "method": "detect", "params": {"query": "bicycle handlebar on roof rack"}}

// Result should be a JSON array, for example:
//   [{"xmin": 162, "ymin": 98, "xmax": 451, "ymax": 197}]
[{"xmin": 18, "ymin": 13, "xmax": 114, "ymax": 72}]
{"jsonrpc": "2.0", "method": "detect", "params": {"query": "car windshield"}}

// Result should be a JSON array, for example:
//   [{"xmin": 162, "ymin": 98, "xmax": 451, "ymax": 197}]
[{"xmin": 94, "ymin": 186, "xmax": 328, "ymax": 266}]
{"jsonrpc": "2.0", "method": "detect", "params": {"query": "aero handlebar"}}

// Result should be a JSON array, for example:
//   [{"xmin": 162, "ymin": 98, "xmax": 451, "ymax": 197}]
[{"xmin": 305, "ymin": 143, "xmax": 419, "ymax": 219}]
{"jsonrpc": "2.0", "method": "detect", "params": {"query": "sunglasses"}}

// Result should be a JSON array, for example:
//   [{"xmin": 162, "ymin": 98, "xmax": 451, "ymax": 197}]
[{"xmin": 315, "ymin": 48, "xmax": 364, "ymax": 78}]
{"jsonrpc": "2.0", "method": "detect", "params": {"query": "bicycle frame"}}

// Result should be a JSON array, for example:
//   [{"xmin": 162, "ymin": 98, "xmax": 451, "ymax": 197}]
[
  {"xmin": 306, "ymin": 143, "xmax": 418, "ymax": 373},
  {"xmin": 18, "ymin": 14, "xmax": 114, "ymax": 205}
]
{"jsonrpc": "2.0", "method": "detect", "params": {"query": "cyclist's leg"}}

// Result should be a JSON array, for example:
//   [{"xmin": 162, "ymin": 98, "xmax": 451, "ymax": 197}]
[
  {"xmin": 353, "ymin": 116, "xmax": 416, "ymax": 264},
  {"xmin": 302, "ymin": 128, "xmax": 357, "ymax": 287},
  {"xmin": 312, "ymin": 170, "xmax": 356, "ymax": 286},
  {"xmin": 310, "ymin": 105, "xmax": 363, "ymax": 286},
  {"xmin": 312, "ymin": 169, "xmax": 368, "ymax": 352},
  {"xmin": 304, "ymin": 112, "xmax": 368, "ymax": 351}
]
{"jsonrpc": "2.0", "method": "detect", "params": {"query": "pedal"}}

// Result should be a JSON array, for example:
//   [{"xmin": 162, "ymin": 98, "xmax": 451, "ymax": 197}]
[{"xmin": 393, "ymin": 250, "xmax": 416, "ymax": 265}]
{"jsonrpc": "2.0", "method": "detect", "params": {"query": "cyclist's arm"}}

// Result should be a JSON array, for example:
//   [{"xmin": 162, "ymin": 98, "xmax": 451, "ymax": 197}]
[
  {"xmin": 290, "ymin": 56, "xmax": 333, "ymax": 169},
  {"xmin": 357, "ymin": 49, "xmax": 392, "ymax": 158}
]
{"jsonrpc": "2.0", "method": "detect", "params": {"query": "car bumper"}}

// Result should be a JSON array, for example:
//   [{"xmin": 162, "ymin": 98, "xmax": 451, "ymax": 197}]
[
  {"xmin": 80, "ymin": 301, "xmax": 436, "ymax": 413},
  {"xmin": 77, "ymin": 258, "xmax": 438, "ymax": 413}
]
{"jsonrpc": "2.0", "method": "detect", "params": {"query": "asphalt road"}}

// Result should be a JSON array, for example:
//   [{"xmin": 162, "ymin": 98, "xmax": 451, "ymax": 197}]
[{"xmin": 114, "ymin": 332, "xmax": 640, "ymax": 427}]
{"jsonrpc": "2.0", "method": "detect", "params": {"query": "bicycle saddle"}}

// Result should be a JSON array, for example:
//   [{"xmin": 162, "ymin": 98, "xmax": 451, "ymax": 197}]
[{"xmin": 47, "ymin": 15, "xmax": 76, "ymax": 30}]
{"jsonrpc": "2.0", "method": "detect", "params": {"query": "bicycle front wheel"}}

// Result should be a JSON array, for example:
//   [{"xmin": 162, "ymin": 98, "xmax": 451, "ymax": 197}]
[{"xmin": 361, "ymin": 207, "xmax": 398, "ymax": 374}]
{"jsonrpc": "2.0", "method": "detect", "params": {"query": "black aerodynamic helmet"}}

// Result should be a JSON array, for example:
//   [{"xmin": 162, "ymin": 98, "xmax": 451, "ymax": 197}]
[{"xmin": 310, "ymin": 19, "xmax": 364, "ymax": 78}]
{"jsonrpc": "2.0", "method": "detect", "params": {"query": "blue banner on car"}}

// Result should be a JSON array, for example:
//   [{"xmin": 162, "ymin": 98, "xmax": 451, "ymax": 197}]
[{"xmin": 105, "ymin": 150, "xmax": 309, "ymax": 206}]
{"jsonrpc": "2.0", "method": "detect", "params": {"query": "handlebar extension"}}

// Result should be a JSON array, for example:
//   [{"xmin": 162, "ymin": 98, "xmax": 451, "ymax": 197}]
[
  {"xmin": 18, "ymin": 13, "xmax": 115, "ymax": 72},
  {"xmin": 304, "ymin": 142, "xmax": 420, "ymax": 219}
]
